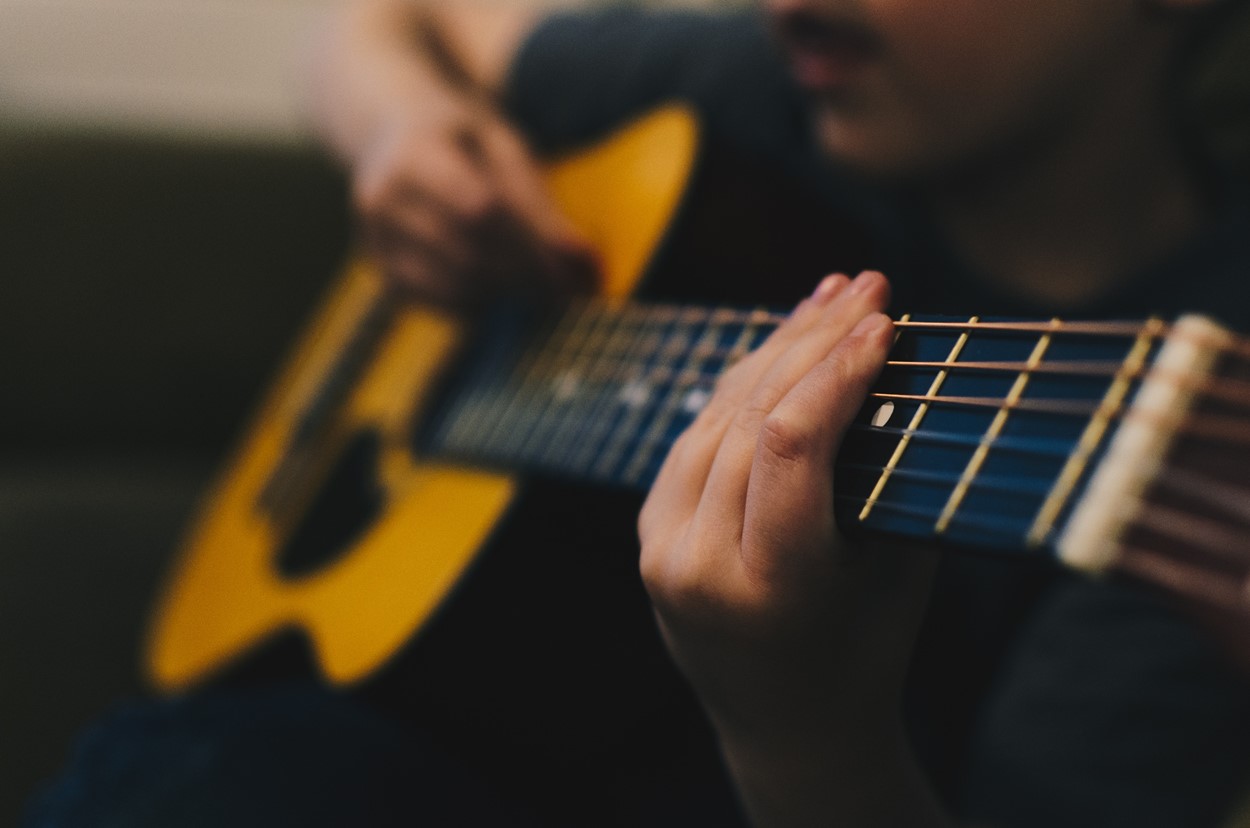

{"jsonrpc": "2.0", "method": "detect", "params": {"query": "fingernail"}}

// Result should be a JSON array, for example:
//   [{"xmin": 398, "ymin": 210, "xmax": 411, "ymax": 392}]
[
  {"xmin": 852, "ymin": 312, "xmax": 892, "ymax": 338},
  {"xmin": 812, "ymin": 274, "xmax": 846, "ymax": 304},
  {"xmin": 849, "ymin": 270, "xmax": 881, "ymax": 296}
]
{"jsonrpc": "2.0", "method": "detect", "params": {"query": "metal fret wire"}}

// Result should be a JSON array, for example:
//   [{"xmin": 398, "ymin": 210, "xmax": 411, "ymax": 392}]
[
  {"xmin": 489, "ymin": 304, "xmax": 603, "ymax": 459},
  {"xmin": 620, "ymin": 308, "xmax": 708, "ymax": 484},
  {"xmin": 1026, "ymin": 318, "xmax": 1163, "ymax": 545},
  {"xmin": 592, "ymin": 307, "xmax": 686, "ymax": 480},
  {"xmin": 563, "ymin": 304, "xmax": 654, "ymax": 478},
  {"xmin": 859, "ymin": 315, "xmax": 977, "ymax": 522},
  {"xmin": 532, "ymin": 305, "xmax": 623, "ymax": 471},
  {"xmin": 935, "ymin": 322, "xmax": 1056, "ymax": 534}
]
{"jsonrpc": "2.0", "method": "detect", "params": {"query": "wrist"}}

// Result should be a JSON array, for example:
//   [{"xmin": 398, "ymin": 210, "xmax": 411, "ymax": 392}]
[
  {"xmin": 719, "ymin": 716, "xmax": 950, "ymax": 828},
  {"xmin": 311, "ymin": 2, "xmax": 465, "ymax": 165}
]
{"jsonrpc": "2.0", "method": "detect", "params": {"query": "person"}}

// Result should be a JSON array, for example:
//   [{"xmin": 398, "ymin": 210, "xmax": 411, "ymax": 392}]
[
  {"xmin": 306, "ymin": 0, "xmax": 1250, "ymax": 825},
  {"xmin": 25, "ymin": 1, "xmax": 1250, "ymax": 826}
]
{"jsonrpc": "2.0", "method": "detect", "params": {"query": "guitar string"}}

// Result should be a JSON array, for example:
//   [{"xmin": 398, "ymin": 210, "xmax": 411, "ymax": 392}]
[
  {"xmin": 1133, "ymin": 505, "xmax": 1250, "ymax": 567},
  {"xmin": 1113, "ymin": 546, "xmax": 1250, "ymax": 613},
  {"xmin": 831, "ymin": 466, "xmax": 1250, "ymax": 552},
  {"xmin": 563, "ymin": 304, "xmax": 656, "ymax": 476},
  {"xmin": 519, "ymin": 319, "xmax": 1250, "ymax": 409},
  {"xmin": 487, "ymin": 325, "xmax": 1250, "ymax": 452},
  {"xmin": 836, "ymin": 461, "xmax": 1055, "ymax": 497},
  {"xmin": 293, "ymin": 296, "xmax": 1245, "ymax": 458},
  {"xmin": 457, "ymin": 351, "xmax": 1250, "ymax": 464},
  {"xmin": 829, "ymin": 493, "xmax": 1032, "ymax": 540},
  {"xmin": 498, "ymin": 298, "xmax": 1250, "ymax": 408},
  {"xmin": 621, "ymin": 307, "xmax": 708, "ymax": 485},
  {"xmin": 536, "ymin": 303, "xmax": 1247, "ymax": 345},
  {"xmin": 418, "ymin": 300, "xmax": 1250, "ymax": 505},
  {"xmin": 263, "ymin": 294, "xmax": 1250, "ymax": 564},
  {"xmin": 592, "ymin": 306, "xmax": 688, "ymax": 479}
]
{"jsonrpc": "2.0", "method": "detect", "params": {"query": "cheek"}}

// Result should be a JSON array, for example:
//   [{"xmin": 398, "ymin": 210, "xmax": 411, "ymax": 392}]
[{"xmin": 819, "ymin": 0, "xmax": 1132, "ymax": 175}]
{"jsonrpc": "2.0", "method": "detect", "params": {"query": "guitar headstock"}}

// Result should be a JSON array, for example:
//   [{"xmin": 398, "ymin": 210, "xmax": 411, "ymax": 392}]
[{"xmin": 1057, "ymin": 314, "xmax": 1250, "ymax": 669}]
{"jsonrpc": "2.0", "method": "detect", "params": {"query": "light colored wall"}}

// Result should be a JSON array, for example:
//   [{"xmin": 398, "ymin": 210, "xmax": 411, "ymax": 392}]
[
  {"xmin": 0, "ymin": 0, "xmax": 734, "ymax": 144},
  {"xmin": 1, "ymin": 0, "xmax": 334, "ymax": 142}
]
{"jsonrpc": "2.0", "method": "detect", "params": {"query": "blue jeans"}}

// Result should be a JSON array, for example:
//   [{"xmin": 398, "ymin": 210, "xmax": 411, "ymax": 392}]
[{"xmin": 23, "ymin": 683, "xmax": 537, "ymax": 827}]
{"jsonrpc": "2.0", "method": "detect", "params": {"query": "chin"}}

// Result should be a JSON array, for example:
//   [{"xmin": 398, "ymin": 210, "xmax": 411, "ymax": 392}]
[
  {"xmin": 814, "ymin": 110, "xmax": 912, "ymax": 180},
  {"xmin": 814, "ymin": 107, "xmax": 969, "ymax": 184}
]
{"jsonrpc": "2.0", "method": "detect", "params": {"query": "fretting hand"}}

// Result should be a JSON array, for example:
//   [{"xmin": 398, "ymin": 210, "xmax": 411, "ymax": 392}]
[{"xmin": 638, "ymin": 271, "xmax": 945, "ymax": 826}]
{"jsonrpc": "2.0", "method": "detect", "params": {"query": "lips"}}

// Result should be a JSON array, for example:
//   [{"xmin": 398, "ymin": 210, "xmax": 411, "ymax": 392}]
[{"xmin": 771, "ymin": 9, "xmax": 882, "ymax": 93}]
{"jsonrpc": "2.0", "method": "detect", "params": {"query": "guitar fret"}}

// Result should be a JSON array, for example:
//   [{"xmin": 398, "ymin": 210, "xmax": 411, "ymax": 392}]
[
  {"xmin": 613, "ymin": 307, "xmax": 770, "ymax": 486},
  {"xmin": 436, "ymin": 309, "xmax": 563, "ymax": 458},
  {"xmin": 475, "ymin": 303, "xmax": 596, "ymax": 463},
  {"xmin": 563, "ymin": 304, "xmax": 650, "ymax": 477},
  {"xmin": 509, "ymin": 303, "xmax": 608, "ymax": 464},
  {"xmin": 620, "ymin": 307, "xmax": 721, "ymax": 486},
  {"xmin": 532, "ymin": 305, "xmax": 623, "ymax": 471},
  {"xmin": 1026, "ymin": 318, "xmax": 1164, "ymax": 546},
  {"xmin": 934, "ymin": 320, "xmax": 1058, "ymax": 535},
  {"xmin": 434, "ymin": 323, "xmax": 524, "ymax": 458},
  {"xmin": 859, "ymin": 315, "xmax": 976, "ymax": 522},
  {"xmin": 425, "ymin": 300, "xmax": 1184, "ymax": 562},
  {"xmin": 619, "ymin": 308, "xmax": 705, "ymax": 485},
  {"xmin": 592, "ymin": 306, "xmax": 682, "ymax": 481}
]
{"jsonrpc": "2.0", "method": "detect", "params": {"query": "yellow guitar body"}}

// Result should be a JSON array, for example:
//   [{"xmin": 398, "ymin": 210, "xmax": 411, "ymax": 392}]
[{"xmin": 147, "ymin": 106, "xmax": 698, "ymax": 691}]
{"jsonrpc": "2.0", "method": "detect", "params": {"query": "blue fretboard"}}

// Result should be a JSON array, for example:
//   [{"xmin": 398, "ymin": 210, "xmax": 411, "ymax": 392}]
[{"xmin": 418, "ymin": 300, "xmax": 1163, "ymax": 558}]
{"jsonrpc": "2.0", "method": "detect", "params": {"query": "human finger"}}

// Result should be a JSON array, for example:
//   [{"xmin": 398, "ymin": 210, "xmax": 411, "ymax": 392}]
[
  {"xmin": 383, "ymin": 196, "xmax": 475, "ymax": 274},
  {"xmin": 739, "ymin": 311, "xmax": 894, "ymax": 586},
  {"xmin": 354, "ymin": 126, "xmax": 496, "ymax": 227},
  {"xmin": 693, "ymin": 271, "xmax": 890, "ymax": 538},
  {"xmin": 639, "ymin": 273, "xmax": 852, "ymax": 546}
]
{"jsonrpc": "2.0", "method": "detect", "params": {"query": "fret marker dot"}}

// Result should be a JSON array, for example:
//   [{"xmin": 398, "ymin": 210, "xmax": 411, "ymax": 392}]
[
  {"xmin": 682, "ymin": 388, "xmax": 710, "ymax": 414},
  {"xmin": 619, "ymin": 380, "xmax": 650, "ymax": 408},
  {"xmin": 871, "ymin": 402, "xmax": 895, "ymax": 428},
  {"xmin": 552, "ymin": 370, "xmax": 581, "ymax": 401}
]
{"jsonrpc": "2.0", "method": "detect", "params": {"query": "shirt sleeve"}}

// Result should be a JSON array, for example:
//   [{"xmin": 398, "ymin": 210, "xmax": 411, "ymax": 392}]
[{"xmin": 961, "ymin": 577, "xmax": 1250, "ymax": 828}]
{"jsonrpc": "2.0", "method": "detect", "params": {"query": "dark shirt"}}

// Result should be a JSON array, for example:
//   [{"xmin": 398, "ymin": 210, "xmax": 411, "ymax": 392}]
[{"xmin": 506, "ymin": 9, "xmax": 1250, "ymax": 828}]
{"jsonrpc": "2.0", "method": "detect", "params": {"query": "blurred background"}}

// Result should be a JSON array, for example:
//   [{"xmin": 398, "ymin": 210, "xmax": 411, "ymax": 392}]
[
  {"xmin": 1, "ymin": 1, "xmax": 347, "ymax": 820},
  {"xmin": 0, "ymin": 0, "xmax": 747, "ymax": 821},
  {"xmin": 1, "ymin": 0, "xmax": 1248, "ymax": 823}
]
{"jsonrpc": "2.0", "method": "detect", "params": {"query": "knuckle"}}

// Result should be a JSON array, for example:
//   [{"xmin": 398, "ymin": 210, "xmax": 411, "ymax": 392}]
[
  {"xmin": 759, "ymin": 412, "xmax": 814, "ymax": 463},
  {"xmin": 823, "ymin": 346, "xmax": 865, "ymax": 390},
  {"xmin": 729, "ymin": 375, "xmax": 786, "ymax": 435},
  {"xmin": 640, "ymin": 547, "xmax": 711, "ymax": 613}
]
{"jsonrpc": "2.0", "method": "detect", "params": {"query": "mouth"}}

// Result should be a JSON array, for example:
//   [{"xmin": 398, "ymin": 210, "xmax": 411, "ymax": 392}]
[{"xmin": 771, "ymin": 8, "xmax": 882, "ymax": 93}]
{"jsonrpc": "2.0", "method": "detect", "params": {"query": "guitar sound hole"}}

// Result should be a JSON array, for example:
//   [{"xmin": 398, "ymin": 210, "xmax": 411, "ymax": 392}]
[{"xmin": 275, "ymin": 430, "xmax": 385, "ymax": 579}]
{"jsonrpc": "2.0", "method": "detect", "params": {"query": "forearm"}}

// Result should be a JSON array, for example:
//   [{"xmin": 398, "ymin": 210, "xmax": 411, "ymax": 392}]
[
  {"xmin": 718, "ymin": 716, "xmax": 952, "ymax": 828},
  {"xmin": 308, "ymin": 0, "xmax": 538, "ymax": 164}
]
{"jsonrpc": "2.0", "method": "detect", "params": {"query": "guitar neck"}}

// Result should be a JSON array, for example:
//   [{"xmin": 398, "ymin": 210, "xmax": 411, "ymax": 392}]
[
  {"xmin": 424, "ymin": 300, "xmax": 783, "ymax": 491},
  {"xmin": 420, "ymin": 300, "xmax": 1242, "ymax": 563}
]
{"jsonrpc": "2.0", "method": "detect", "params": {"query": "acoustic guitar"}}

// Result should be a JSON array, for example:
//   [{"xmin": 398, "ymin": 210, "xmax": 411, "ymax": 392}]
[{"xmin": 146, "ymin": 105, "xmax": 1250, "ymax": 693}]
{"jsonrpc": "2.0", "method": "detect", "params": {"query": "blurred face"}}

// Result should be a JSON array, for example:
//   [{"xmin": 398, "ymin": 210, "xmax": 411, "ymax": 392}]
[{"xmin": 765, "ymin": 0, "xmax": 1181, "ymax": 178}]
